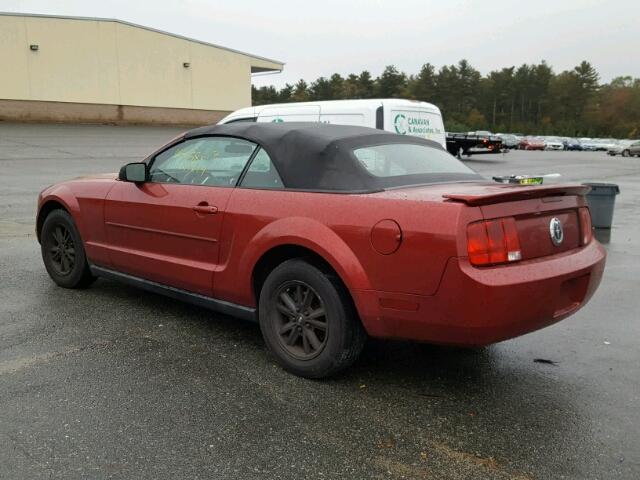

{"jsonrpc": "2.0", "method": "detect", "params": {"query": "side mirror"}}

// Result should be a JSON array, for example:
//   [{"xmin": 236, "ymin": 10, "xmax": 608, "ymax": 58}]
[{"xmin": 119, "ymin": 162, "xmax": 148, "ymax": 183}]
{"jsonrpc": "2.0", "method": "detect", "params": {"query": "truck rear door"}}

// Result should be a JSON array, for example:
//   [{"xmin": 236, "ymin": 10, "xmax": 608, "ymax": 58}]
[{"xmin": 384, "ymin": 106, "xmax": 446, "ymax": 148}]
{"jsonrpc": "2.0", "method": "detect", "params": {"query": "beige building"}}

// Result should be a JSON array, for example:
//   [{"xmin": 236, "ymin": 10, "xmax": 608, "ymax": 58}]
[{"xmin": 0, "ymin": 12, "xmax": 283, "ymax": 125}]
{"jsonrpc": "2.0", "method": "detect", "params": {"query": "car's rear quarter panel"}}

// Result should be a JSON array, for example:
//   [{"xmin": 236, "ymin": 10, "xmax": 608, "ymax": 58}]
[{"xmin": 216, "ymin": 188, "xmax": 474, "ymax": 308}]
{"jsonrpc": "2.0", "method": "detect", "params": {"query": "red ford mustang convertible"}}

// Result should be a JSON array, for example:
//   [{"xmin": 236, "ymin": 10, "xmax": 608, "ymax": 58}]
[{"xmin": 37, "ymin": 123, "xmax": 606, "ymax": 377}]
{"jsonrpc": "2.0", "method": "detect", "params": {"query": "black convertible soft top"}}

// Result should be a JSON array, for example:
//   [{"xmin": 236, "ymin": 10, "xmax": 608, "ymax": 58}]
[{"xmin": 184, "ymin": 122, "xmax": 480, "ymax": 192}]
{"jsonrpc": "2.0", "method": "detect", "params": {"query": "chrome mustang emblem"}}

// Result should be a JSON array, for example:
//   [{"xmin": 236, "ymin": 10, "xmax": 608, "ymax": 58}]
[{"xmin": 549, "ymin": 217, "xmax": 564, "ymax": 246}]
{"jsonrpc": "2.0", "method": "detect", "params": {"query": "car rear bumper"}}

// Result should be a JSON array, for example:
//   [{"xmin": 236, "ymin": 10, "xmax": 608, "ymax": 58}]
[{"xmin": 354, "ymin": 240, "xmax": 606, "ymax": 346}]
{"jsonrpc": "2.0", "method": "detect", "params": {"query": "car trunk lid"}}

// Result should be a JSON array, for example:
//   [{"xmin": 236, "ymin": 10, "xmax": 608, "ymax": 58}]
[
  {"xmin": 493, "ymin": 207, "xmax": 581, "ymax": 259},
  {"xmin": 442, "ymin": 182, "xmax": 588, "ymax": 262}
]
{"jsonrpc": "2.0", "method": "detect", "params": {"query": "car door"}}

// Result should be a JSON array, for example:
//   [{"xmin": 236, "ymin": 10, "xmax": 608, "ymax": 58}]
[
  {"xmin": 103, "ymin": 136, "xmax": 258, "ymax": 296},
  {"xmin": 632, "ymin": 142, "xmax": 640, "ymax": 155}
]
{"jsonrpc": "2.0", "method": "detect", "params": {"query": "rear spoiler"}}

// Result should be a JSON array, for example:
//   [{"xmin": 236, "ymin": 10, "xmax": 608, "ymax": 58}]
[{"xmin": 443, "ymin": 184, "xmax": 591, "ymax": 206}]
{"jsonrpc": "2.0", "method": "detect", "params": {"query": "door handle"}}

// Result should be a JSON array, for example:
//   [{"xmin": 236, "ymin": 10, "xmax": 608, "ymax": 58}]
[{"xmin": 192, "ymin": 205, "xmax": 218, "ymax": 214}]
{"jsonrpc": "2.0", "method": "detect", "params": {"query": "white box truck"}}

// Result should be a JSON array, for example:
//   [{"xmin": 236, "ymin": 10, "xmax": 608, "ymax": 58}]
[{"xmin": 218, "ymin": 99, "xmax": 447, "ymax": 149}]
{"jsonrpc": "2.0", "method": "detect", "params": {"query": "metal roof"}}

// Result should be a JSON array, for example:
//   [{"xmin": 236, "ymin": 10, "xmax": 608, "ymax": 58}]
[{"xmin": 0, "ymin": 11, "xmax": 284, "ymax": 73}]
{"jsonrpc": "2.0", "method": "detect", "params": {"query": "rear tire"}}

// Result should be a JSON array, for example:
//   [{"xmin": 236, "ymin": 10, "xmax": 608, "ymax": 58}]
[
  {"xmin": 41, "ymin": 209, "xmax": 95, "ymax": 289},
  {"xmin": 622, "ymin": 150, "xmax": 630, "ymax": 157},
  {"xmin": 258, "ymin": 259, "xmax": 366, "ymax": 378}
]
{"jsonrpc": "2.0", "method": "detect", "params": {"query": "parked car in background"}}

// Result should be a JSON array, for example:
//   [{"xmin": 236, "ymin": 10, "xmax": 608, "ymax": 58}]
[
  {"xmin": 580, "ymin": 138, "xmax": 599, "ymax": 151},
  {"xmin": 519, "ymin": 136, "xmax": 545, "ymax": 150},
  {"xmin": 36, "ymin": 122, "xmax": 606, "ymax": 378},
  {"xmin": 607, "ymin": 140, "xmax": 633, "ymax": 156},
  {"xmin": 597, "ymin": 139, "xmax": 619, "ymax": 151},
  {"xmin": 584, "ymin": 139, "xmax": 614, "ymax": 151},
  {"xmin": 564, "ymin": 138, "xmax": 583, "ymax": 151},
  {"xmin": 544, "ymin": 137, "xmax": 564, "ymax": 151},
  {"xmin": 496, "ymin": 133, "xmax": 519, "ymax": 149},
  {"xmin": 609, "ymin": 140, "xmax": 640, "ymax": 157}
]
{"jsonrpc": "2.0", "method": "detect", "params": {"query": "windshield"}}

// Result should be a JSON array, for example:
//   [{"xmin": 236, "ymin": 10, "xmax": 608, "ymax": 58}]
[{"xmin": 352, "ymin": 143, "xmax": 480, "ymax": 187}]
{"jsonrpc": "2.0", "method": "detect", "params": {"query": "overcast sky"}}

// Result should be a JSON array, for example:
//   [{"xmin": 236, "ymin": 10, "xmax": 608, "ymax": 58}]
[{"xmin": 2, "ymin": 0, "xmax": 638, "ymax": 87}]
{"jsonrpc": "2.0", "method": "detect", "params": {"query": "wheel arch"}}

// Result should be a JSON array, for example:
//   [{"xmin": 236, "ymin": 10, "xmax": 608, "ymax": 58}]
[
  {"xmin": 37, "ymin": 185, "xmax": 83, "ymax": 243},
  {"xmin": 241, "ymin": 217, "xmax": 372, "ymax": 311},
  {"xmin": 36, "ymin": 199, "xmax": 71, "ymax": 243},
  {"xmin": 251, "ymin": 243, "xmax": 368, "ymax": 338},
  {"xmin": 253, "ymin": 244, "xmax": 342, "ymax": 300}
]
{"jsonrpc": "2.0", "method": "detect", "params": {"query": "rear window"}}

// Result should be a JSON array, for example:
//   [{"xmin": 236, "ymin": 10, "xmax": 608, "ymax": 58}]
[{"xmin": 353, "ymin": 143, "xmax": 476, "ymax": 178}]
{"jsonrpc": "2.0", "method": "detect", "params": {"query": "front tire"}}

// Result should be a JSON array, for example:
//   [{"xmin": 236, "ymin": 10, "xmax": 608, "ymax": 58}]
[
  {"xmin": 622, "ymin": 150, "xmax": 630, "ymax": 157},
  {"xmin": 258, "ymin": 259, "xmax": 366, "ymax": 378},
  {"xmin": 41, "ymin": 209, "xmax": 95, "ymax": 289}
]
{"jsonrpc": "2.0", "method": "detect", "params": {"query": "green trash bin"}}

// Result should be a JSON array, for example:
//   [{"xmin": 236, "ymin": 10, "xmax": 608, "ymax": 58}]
[{"xmin": 583, "ymin": 183, "xmax": 620, "ymax": 229}]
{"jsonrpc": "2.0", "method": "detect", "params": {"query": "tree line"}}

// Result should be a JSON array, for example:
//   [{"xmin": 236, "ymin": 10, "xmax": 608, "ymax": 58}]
[{"xmin": 252, "ymin": 60, "xmax": 640, "ymax": 138}]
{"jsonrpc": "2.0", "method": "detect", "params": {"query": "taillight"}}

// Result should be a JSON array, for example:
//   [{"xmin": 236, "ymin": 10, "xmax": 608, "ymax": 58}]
[
  {"xmin": 579, "ymin": 207, "xmax": 593, "ymax": 245},
  {"xmin": 467, "ymin": 217, "xmax": 522, "ymax": 266}
]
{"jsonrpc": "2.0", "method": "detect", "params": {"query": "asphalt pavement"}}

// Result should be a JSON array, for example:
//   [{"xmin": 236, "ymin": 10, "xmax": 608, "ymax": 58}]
[{"xmin": 1, "ymin": 123, "xmax": 638, "ymax": 479}]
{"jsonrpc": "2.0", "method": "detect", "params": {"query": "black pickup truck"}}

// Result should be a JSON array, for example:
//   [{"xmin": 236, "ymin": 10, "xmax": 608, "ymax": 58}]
[{"xmin": 446, "ymin": 132, "xmax": 506, "ymax": 159}]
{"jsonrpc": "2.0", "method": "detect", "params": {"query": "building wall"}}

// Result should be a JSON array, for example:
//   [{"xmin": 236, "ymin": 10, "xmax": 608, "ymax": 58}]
[
  {"xmin": 0, "ymin": 14, "xmax": 278, "ymax": 117},
  {"xmin": 0, "ymin": 99, "xmax": 230, "ymax": 126}
]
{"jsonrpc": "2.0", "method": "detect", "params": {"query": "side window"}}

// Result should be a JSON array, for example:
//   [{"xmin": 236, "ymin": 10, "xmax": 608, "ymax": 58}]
[
  {"xmin": 239, "ymin": 148, "xmax": 284, "ymax": 190},
  {"xmin": 148, "ymin": 137, "xmax": 256, "ymax": 187}
]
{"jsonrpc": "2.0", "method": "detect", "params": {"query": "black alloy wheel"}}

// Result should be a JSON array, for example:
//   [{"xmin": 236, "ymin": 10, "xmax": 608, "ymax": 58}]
[
  {"xmin": 274, "ymin": 281, "xmax": 328, "ymax": 360},
  {"xmin": 41, "ymin": 209, "xmax": 95, "ymax": 289},
  {"xmin": 258, "ymin": 259, "xmax": 366, "ymax": 378},
  {"xmin": 48, "ymin": 224, "xmax": 76, "ymax": 276}
]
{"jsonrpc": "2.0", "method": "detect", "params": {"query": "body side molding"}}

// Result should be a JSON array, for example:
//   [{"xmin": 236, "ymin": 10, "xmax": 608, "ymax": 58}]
[{"xmin": 89, "ymin": 265, "xmax": 256, "ymax": 322}]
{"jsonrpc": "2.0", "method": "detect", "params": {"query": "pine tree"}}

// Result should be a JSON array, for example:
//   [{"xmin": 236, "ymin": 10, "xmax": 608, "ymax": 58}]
[
  {"xmin": 408, "ymin": 63, "xmax": 437, "ymax": 101},
  {"xmin": 376, "ymin": 65, "xmax": 407, "ymax": 98},
  {"xmin": 251, "ymin": 60, "xmax": 639, "ymax": 138},
  {"xmin": 356, "ymin": 71, "xmax": 375, "ymax": 98},
  {"xmin": 292, "ymin": 80, "xmax": 310, "ymax": 102}
]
